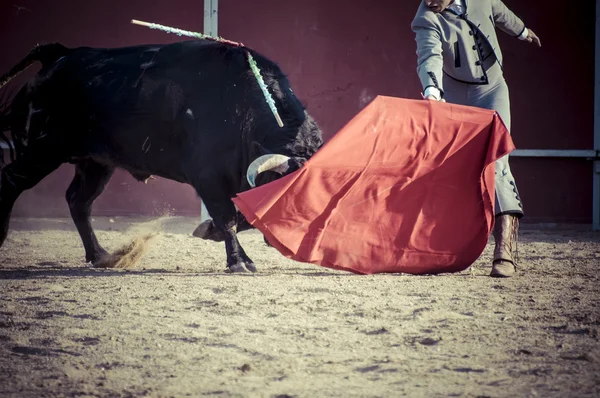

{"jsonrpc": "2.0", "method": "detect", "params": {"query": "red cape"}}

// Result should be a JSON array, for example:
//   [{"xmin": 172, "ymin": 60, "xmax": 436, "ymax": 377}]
[{"xmin": 232, "ymin": 96, "xmax": 514, "ymax": 274}]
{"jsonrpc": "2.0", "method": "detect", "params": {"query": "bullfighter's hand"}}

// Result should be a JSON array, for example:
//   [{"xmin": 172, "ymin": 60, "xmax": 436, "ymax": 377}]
[
  {"xmin": 526, "ymin": 29, "xmax": 541, "ymax": 47},
  {"xmin": 425, "ymin": 95, "xmax": 445, "ymax": 102}
]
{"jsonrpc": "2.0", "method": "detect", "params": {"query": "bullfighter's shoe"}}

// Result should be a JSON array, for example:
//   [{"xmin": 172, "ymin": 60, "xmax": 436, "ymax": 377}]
[{"xmin": 490, "ymin": 214, "xmax": 519, "ymax": 278}]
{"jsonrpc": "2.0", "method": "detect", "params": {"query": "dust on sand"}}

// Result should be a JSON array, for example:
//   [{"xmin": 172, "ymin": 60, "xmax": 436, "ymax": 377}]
[
  {"xmin": 93, "ymin": 219, "xmax": 162, "ymax": 269},
  {"xmin": 0, "ymin": 216, "xmax": 599, "ymax": 397}
]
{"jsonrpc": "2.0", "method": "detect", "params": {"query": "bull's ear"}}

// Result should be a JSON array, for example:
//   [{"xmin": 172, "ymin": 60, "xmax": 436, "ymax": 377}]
[{"xmin": 250, "ymin": 141, "xmax": 272, "ymax": 159}]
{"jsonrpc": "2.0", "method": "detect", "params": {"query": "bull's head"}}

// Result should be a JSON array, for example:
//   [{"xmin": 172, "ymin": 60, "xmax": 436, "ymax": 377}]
[{"xmin": 246, "ymin": 154, "xmax": 306, "ymax": 188}]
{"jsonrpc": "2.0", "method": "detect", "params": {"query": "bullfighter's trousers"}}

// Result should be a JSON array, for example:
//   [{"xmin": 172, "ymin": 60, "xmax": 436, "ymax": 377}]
[{"xmin": 443, "ymin": 61, "xmax": 524, "ymax": 218}]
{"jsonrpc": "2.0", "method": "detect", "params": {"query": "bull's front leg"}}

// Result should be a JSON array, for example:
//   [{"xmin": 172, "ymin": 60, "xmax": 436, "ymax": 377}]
[
  {"xmin": 222, "ymin": 227, "xmax": 257, "ymax": 273},
  {"xmin": 205, "ymin": 201, "xmax": 256, "ymax": 273}
]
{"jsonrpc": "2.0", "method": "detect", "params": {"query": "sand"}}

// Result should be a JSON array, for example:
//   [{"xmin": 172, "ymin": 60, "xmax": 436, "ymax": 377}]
[{"xmin": 0, "ymin": 216, "xmax": 599, "ymax": 397}]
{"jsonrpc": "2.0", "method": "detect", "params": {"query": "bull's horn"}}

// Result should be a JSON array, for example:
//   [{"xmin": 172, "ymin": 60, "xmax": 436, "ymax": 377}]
[{"xmin": 246, "ymin": 154, "xmax": 291, "ymax": 187}]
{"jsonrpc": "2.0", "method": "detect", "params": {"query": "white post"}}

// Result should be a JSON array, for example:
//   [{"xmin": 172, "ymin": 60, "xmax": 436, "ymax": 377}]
[
  {"xmin": 204, "ymin": 0, "xmax": 218, "ymax": 37},
  {"xmin": 200, "ymin": 0, "xmax": 219, "ymax": 223},
  {"xmin": 594, "ymin": 0, "xmax": 600, "ymax": 230}
]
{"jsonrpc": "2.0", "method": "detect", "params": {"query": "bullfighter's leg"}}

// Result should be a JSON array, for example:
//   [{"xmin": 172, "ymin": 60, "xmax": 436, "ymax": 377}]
[
  {"xmin": 444, "ymin": 62, "xmax": 522, "ymax": 277},
  {"xmin": 0, "ymin": 156, "xmax": 62, "ymax": 247},
  {"xmin": 200, "ymin": 199, "xmax": 256, "ymax": 273},
  {"xmin": 65, "ymin": 160, "xmax": 115, "ymax": 264},
  {"xmin": 468, "ymin": 66, "xmax": 522, "ymax": 278}
]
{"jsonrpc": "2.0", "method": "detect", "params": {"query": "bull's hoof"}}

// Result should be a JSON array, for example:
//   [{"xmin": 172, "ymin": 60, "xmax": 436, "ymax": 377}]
[
  {"xmin": 192, "ymin": 220, "xmax": 226, "ymax": 242},
  {"xmin": 87, "ymin": 248, "xmax": 110, "ymax": 265},
  {"xmin": 92, "ymin": 253, "xmax": 118, "ymax": 268},
  {"xmin": 225, "ymin": 263, "xmax": 247, "ymax": 273},
  {"xmin": 225, "ymin": 262, "xmax": 256, "ymax": 273},
  {"xmin": 245, "ymin": 262, "xmax": 257, "ymax": 273},
  {"xmin": 192, "ymin": 220, "xmax": 214, "ymax": 238}
]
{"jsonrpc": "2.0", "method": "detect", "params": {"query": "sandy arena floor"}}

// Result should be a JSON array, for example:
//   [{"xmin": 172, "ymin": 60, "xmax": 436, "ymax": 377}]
[{"xmin": 0, "ymin": 216, "xmax": 599, "ymax": 397}]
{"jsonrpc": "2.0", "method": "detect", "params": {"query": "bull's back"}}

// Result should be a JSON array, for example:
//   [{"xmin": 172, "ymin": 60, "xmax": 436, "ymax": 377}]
[
  {"xmin": 56, "ymin": 41, "xmax": 260, "ymax": 181},
  {"xmin": 67, "ymin": 40, "xmax": 255, "ymax": 128}
]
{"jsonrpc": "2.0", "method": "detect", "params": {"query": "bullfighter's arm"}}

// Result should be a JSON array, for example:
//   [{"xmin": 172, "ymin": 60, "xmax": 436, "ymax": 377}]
[
  {"xmin": 411, "ymin": 15, "xmax": 444, "ymax": 100},
  {"xmin": 491, "ymin": 0, "xmax": 541, "ymax": 46},
  {"xmin": 490, "ymin": 0, "xmax": 526, "ymax": 37}
]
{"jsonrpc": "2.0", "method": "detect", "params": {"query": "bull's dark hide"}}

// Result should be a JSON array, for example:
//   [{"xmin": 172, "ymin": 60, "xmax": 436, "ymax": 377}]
[{"xmin": 0, "ymin": 40, "xmax": 323, "ymax": 272}]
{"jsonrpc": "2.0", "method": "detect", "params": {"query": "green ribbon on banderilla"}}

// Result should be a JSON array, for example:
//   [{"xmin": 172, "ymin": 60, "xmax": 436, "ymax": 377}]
[{"xmin": 131, "ymin": 19, "xmax": 284, "ymax": 128}]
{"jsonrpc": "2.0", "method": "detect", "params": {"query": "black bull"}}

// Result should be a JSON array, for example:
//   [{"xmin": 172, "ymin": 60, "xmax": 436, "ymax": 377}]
[{"xmin": 0, "ymin": 41, "xmax": 323, "ymax": 272}]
